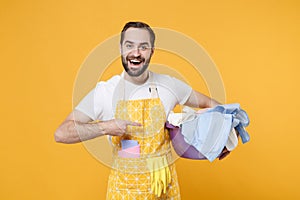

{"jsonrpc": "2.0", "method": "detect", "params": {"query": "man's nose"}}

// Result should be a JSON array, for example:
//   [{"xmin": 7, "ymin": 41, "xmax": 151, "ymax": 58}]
[{"xmin": 131, "ymin": 47, "xmax": 141, "ymax": 56}]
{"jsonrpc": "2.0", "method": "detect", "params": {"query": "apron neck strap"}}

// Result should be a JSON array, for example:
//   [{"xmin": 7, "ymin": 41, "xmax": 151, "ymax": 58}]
[
  {"xmin": 149, "ymin": 83, "xmax": 158, "ymax": 98},
  {"xmin": 120, "ymin": 71, "xmax": 159, "ymax": 100}
]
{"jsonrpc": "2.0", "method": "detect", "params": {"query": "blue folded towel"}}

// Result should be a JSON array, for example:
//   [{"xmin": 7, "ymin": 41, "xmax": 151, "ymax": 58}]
[{"xmin": 181, "ymin": 103, "xmax": 250, "ymax": 162}]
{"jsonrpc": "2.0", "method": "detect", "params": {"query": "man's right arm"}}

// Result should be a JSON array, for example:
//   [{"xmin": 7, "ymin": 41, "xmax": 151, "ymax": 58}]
[{"xmin": 54, "ymin": 110, "xmax": 141, "ymax": 144}]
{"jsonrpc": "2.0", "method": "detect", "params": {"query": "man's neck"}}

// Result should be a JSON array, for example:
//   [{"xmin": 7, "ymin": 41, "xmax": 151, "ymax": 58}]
[{"xmin": 124, "ymin": 71, "xmax": 149, "ymax": 85}]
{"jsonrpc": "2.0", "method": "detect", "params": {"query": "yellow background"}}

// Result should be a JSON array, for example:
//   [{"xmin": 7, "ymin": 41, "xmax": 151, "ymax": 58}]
[{"xmin": 1, "ymin": 0, "xmax": 299, "ymax": 199}]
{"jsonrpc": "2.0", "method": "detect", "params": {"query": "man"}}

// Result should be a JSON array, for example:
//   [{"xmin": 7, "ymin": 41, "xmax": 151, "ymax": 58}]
[{"xmin": 55, "ymin": 21, "xmax": 226, "ymax": 199}]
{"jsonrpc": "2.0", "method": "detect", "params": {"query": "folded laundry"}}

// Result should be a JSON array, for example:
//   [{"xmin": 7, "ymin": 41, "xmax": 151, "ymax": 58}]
[
  {"xmin": 167, "ymin": 106, "xmax": 196, "ymax": 127},
  {"xmin": 167, "ymin": 104, "xmax": 250, "ymax": 162},
  {"xmin": 205, "ymin": 103, "xmax": 250, "ymax": 144},
  {"xmin": 226, "ymin": 128, "xmax": 238, "ymax": 151}
]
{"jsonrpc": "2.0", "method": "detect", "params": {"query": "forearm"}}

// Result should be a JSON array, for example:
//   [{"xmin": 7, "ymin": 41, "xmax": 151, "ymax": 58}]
[
  {"xmin": 206, "ymin": 98, "xmax": 220, "ymax": 108},
  {"xmin": 55, "ymin": 120, "xmax": 106, "ymax": 144},
  {"xmin": 185, "ymin": 90, "xmax": 221, "ymax": 109}
]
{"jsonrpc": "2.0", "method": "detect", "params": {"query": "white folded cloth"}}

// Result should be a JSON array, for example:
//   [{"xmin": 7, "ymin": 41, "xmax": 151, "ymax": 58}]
[{"xmin": 167, "ymin": 106, "xmax": 239, "ymax": 160}]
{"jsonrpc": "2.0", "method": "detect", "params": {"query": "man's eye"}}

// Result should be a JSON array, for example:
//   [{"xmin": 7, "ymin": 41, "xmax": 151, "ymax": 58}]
[
  {"xmin": 139, "ymin": 45, "xmax": 148, "ymax": 51},
  {"xmin": 126, "ymin": 44, "xmax": 133, "ymax": 49}
]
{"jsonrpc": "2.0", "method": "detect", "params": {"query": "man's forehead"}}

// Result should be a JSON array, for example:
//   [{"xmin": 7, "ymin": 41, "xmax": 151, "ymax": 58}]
[{"xmin": 123, "ymin": 28, "xmax": 151, "ymax": 44}]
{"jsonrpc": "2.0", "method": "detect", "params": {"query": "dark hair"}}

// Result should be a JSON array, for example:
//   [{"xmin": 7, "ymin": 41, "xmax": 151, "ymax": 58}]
[{"xmin": 120, "ymin": 21, "xmax": 155, "ymax": 47}]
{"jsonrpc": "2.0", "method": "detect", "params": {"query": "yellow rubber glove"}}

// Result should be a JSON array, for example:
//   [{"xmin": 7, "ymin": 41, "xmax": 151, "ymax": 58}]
[
  {"xmin": 146, "ymin": 155, "xmax": 171, "ymax": 197},
  {"xmin": 162, "ymin": 155, "xmax": 171, "ymax": 194}
]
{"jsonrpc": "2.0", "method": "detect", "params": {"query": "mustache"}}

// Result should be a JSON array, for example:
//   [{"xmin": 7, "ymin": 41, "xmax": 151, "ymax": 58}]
[{"xmin": 126, "ymin": 55, "xmax": 145, "ymax": 62}]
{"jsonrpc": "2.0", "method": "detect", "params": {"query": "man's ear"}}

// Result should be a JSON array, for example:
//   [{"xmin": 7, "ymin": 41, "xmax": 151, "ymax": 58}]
[{"xmin": 150, "ymin": 47, "xmax": 155, "ymax": 56}]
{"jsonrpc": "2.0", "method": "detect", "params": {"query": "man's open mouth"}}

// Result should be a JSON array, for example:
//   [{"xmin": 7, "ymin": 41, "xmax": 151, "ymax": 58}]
[{"xmin": 129, "ymin": 59, "xmax": 143, "ymax": 65}]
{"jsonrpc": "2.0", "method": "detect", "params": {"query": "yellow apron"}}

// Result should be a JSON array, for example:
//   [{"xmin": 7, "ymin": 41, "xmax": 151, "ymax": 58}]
[{"xmin": 106, "ymin": 77, "xmax": 180, "ymax": 200}]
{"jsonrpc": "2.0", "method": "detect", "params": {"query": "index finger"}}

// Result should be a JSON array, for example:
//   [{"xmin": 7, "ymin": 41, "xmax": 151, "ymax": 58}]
[{"xmin": 125, "ymin": 120, "xmax": 142, "ymax": 127}]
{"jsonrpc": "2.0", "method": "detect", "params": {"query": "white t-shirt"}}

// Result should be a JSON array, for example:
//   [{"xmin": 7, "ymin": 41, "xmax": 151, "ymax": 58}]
[{"xmin": 75, "ymin": 71, "xmax": 192, "ymax": 121}]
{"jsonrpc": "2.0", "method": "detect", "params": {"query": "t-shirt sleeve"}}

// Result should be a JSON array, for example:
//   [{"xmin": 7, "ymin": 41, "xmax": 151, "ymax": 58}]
[
  {"xmin": 171, "ymin": 77, "xmax": 193, "ymax": 105},
  {"xmin": 74, "ymin": 88, "xmax": 96, "ymax": 120}
]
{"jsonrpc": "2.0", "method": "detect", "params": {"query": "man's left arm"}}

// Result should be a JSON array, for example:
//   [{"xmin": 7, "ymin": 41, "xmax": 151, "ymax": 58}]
[{"xmin": 184, "ymin": 90, "xmax": 220, "ymax": 108}]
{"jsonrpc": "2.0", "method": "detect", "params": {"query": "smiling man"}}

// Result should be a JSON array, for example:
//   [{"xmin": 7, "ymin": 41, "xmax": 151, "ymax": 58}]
[
  {"xmin": 121, "ymin": 22, "xmax": 155, "ymax": 83},
  {"xmin": 55, "ymin": 21, "xmax": 223, "ymax": 199}
]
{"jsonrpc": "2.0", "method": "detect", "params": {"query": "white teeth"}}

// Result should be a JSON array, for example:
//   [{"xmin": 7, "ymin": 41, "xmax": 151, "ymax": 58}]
[{"xmin": 129, "ymin": 59, "xmax": 141, "ymax": 64}]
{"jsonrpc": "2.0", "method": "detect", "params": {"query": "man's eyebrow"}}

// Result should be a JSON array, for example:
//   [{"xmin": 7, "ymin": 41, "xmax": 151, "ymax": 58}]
[
  {"xmin": 139, "ymin": 42, "xmax": 150, "ymax": 46},
  {"xmin": 124, "ymin": 41, "xmax": 150, "ymax": 46},
  {"xmin": 124, "ymin": 40, "xmax": 134, "ymax": 44}
]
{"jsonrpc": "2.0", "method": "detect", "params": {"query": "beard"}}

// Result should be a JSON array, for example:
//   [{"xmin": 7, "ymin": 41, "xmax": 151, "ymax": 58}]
[{"xmin": 121, "ymin": 54, "xmax": 151, "ymax": 77}]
